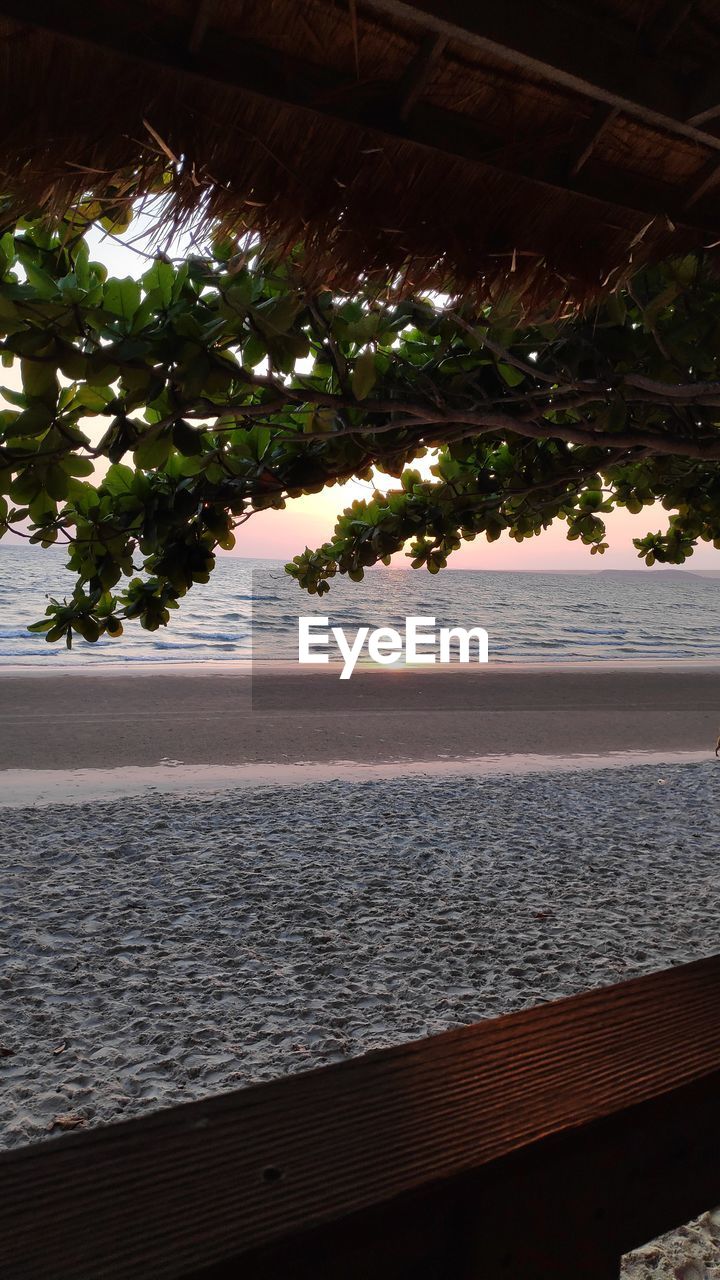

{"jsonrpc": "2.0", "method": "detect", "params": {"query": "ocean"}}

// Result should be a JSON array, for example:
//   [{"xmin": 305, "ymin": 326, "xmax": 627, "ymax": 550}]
[{"xmin": 1, "ymin": 543, "xmax": 719, "ymax": 667}]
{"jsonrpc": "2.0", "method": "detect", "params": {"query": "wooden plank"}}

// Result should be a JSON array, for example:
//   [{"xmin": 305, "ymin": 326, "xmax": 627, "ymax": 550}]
[
  {"xmin": 2, "ymin": 954, "xmax": 720, "ymax": 1279},
  {"xmin": 193, "ymin": 1074, "xmax": 720, "ymax": 1278},
  {"xmin": 2, "ymin": 0, "xmax": 720, "ymax": 237}
]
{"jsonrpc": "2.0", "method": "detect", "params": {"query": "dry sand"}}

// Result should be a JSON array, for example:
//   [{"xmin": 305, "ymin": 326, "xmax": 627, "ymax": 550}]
[{"xmin": 1, "ymin": 759, "xmax": 720, "ymax": 1274}]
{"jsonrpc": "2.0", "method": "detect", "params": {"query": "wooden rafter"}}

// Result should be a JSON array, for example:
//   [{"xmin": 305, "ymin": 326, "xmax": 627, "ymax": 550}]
[
  {"xmin": 362, "ymin": 0, "xmax": 720, "ymax": 152},
  {"xmin": 641, "ymin": 0, "xmax": 697, "ymax": 54},
  {"xmin": 1, "ymin": 0, "xmax": 719, "ymax": 241},
  {"xmin": 397, "ymin": 31, "xmax": 446, "ymax": 121},
  {"xmin": 684, "ymin": 157, "xmax": 720, "ymax": 210},
  {"xmin": 567, "ymin": 104, "xmax": 619, "ymax": 178},
  {"xmin": 187, "ymin": 0, "xmax": 216, "ymax": 54},
  {"xmin": 686, "ymin": 71, "xmax": 720, "ymax": 128}
]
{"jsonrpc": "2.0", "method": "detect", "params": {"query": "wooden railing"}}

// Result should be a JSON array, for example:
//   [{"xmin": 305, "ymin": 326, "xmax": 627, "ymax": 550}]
[{"xmin": 2, "ymin": 954, "xmax": 720, "ymax": 1279}]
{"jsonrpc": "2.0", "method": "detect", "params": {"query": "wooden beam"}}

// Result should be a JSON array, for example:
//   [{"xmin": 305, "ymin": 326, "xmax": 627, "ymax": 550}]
[
  {"xmin": 206, "ymin": 1075, "xmax": 720, "ymax": 1279},
  {"xmin": 568, "ymin": 104, "xmax": 619, "ymax": 177},
  {"xmin": 681, "ymin": 103, "xmax": 717, "ymax": 127},
  {"xmin": 685, "ymin": 157, "xmax": 720, "ymax": 209},
  {"xmin": 685, "ymin": 67, "xmax": 720, "ymax": 127},
  {"xmin": 397, "ymin": 32, "xmax": 447, "ymax": 121},
  {"xmin": 188, "ymin": 0, "xmax": 216, "ymax": 55},
  {"xmin": 362, "ymin": 0, "xmax": 720, "ymax": 153},
  {"xmin": 642, "ymin": 0, "xmax": 697, "ymax": 54},
  {"xmin": 402, "ymin": 99, "xmax": 717, "ymax": 237},
  {"xmin": 6, "ymin": 0, "xmax": 720, "ymax": 159},
  {"xmin": 2, "ymin": 955, "xmax": 720, "ymax": 1279},
  {"xmin": 1, "ymin": 0, "xmax": 719, "ymax": 240}
]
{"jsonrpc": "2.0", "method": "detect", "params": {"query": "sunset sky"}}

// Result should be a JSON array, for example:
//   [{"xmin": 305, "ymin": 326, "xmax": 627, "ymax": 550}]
[{"xmin": 233, "ymin": 476, "xmax": 720, "ymax": 571}]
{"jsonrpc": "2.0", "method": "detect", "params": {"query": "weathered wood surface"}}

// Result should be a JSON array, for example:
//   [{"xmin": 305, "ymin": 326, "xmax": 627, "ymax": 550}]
[{"xmin": 2, "ymin": 954, "xmax": 720, "ymax": 1279}]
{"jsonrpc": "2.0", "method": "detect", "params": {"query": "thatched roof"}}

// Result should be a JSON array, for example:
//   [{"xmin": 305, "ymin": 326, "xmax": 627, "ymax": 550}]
[{"xmin": 4, "ymin": 0, "xmax": 720, "ymax": 299}]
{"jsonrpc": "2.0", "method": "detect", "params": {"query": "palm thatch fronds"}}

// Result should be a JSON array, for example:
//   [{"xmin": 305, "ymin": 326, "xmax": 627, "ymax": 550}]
[{"xmin": 2, "ymin": 0, "xmax": 720, "ymax": 302}]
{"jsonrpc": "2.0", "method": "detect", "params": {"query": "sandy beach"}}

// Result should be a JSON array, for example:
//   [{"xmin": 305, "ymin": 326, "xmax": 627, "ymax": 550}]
[
  {"xmin": 1, "ymin": 661, "xmax": 720, "ymax": 771},
  {"xmin": 3, "ymin": 754, "xmax": 719, "ymax": 1134},
  {"xmin": 1, "ymin": 760, "xmax": 720, "ymax": 1273},
  {"xmin": 2, "ymin": 664, "xmax": 719, "ymax": 1275}
]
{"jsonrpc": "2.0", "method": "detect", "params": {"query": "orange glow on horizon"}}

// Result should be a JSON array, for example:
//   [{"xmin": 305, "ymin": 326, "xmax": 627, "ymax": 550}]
[{"xmin": 231, "ymin": 479, "xmax": 720, "ymax": 571}]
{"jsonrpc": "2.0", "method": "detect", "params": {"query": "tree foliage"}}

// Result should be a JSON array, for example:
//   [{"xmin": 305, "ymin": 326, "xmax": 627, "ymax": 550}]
[{"xmin": 2, "ymin": 211, "xmax": 720, "ymax": 644}]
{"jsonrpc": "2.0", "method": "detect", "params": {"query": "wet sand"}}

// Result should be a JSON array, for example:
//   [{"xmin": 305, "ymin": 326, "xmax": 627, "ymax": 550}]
[{"xmin": 1, "ymin": 662, "xmax": 719, "ymax": 771}]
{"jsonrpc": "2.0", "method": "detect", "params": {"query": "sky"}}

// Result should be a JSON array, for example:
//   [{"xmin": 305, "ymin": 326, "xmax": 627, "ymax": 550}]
[
  {"xmin": 7, "ymin": 216, "xmax": 720, "ymax": 572},
  {"xmin": 238, "ymin": 482, "xmax": 712, "ymax": 571}
]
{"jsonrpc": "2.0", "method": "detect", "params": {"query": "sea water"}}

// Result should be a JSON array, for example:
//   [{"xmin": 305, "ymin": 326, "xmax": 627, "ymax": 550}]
[{"xmin": 1, "ymin": 543, "xmax": 719, "ymax": 667}]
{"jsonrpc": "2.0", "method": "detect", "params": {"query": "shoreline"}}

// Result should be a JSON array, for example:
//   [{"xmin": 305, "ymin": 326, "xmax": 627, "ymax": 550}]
[
  {"xmin": 1, "ymin": 654, "xmax": 720, "ymax": 677},
  {"xmin": 1, "ymin": 663, "xmax": 718, "ymax": 774},
  {"xmin": 0, "ymin": 748, "xmax": 711, "ymax": 808}
]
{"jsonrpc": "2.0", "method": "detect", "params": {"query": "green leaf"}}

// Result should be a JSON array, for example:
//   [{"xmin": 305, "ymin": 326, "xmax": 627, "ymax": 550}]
[
  {"xmin": 253, "ymin": 295, "xmax": 301, "ymax": 336},
  {"xmin": 28, "ymin": 490, "xmax": 57, "ymax": 523},
  {"xmin": 497, "ymin": 362, "xmax": 525, "ymax": 387},
  {"xmin": 44, "ymin": 465, "xmax": 69, "ymax": 500},
  {"xmin": 23, "ymin": 262, "xmax": 59, "ymax": 299},
  {"xmin": 605, "ymin": 294, "xmax": 627, "ymax": 326},
  {"xmin": 104, "ymin": 277, "xmax": 141, "ymax": 323},
  {"xmin": 242, "ymin": 333, "xmax": 266, "ymax": 369},
  {"xmin": 58, "ymin": 347, "xmax": 89, "ymax": 380},
  {"xmin": 9, "ymin": 469, "xmax": 41, "ymax": 503},
  {"xmin": 142, "ymin": 260, "xmax": 174, "ymax": 308},
  {"xmin": 352, "ymin": 348, "xmax": 377, "ymax": 400},
  {"xmin": 102, "ymin": 462, "xmax": 136, "ymax": 495},
  {"xmin": 99, "ymin": 204, "xmax": 134, "ymax": 235},
  {"xmin": 0, "ymin": 294, "xmax": 19, "ymax": 323},
  {"xmin": 73, "ymin": 616, "xmax": 101, "ymax": 643},
  {"xmin": 20, "ymin": 358, "xmax": 59, "ymax": 406},
  {"xmin": 0, "ymin": 385, "xmax": 27, "ymax": 408},
  {"xmin": 12, "ymin": 405, "xmax": 54, "ymax": 436},
  {"xmin": 172, "ymin": 419, "xmax": 204, "ymax": 456},
  {"xmin": 62, "ymin": 456, "xmax": 95, "ymax": 477},
  {"xmin": 134, "ymin": 427, "xmax": 172, "ymax": 469},
  {"xmin": 0, "ymin": 231, "xmax": 15, "ymax": 270},
  {"xmin": 71, "ymin": 384, "xmax": 116, "ymax": 412}
]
